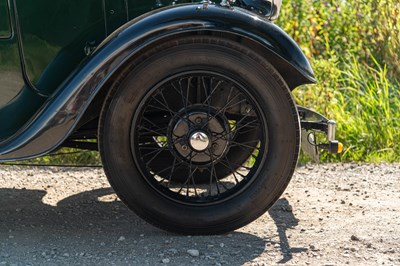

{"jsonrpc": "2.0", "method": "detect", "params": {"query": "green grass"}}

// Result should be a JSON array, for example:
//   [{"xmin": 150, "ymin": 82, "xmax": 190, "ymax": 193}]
[
  {"xmin": 2, "ymin": 147, "xmax": 101, "ymax": 167},
  {"xmin": 295, "ymin": 56, "xmax": 400, "ymax": 162},
  {"xmin": 279, "ymin": 0, "xmax": 400, "ymax": 162}
]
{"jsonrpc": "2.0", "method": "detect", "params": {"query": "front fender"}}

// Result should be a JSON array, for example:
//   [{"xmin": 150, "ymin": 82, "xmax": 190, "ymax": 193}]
[
  {"xmin": 99, "ymin": 2, "xmax": 315, "ymax": 86},
  {"xmin": 0, "ymin": 3, "xmax": 314, "ymax": 161}
]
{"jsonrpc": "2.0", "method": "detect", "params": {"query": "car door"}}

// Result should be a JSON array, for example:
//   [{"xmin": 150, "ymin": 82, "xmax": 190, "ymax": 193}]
[
  {"xmin": 0, "ymin": 0, "xmax": 107, "ymax": 139},
  {"xmin": 15, "ymin": 0, "xmax": 106, "ymax": 95},
  {"xmin": 0, "ymin": 0, "xmax": 24, "ymax": 108}
]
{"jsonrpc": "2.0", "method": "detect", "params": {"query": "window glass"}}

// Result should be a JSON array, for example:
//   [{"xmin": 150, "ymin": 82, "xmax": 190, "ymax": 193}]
[{"xmin": 0, "ymin": 0, "xmax": 11, "ymax": 38}]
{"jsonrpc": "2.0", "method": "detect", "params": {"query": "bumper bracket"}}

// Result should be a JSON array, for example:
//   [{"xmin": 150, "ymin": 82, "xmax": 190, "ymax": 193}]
[{"xmin": 298, "ymin": 106, "xmax": 343, "ymax": 161}]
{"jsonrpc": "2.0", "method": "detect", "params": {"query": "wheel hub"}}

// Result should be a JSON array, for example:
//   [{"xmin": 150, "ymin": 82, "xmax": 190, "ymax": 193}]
[{"xmin": 170, "ymin": 109, "xmax": 230, "ymax": 164}]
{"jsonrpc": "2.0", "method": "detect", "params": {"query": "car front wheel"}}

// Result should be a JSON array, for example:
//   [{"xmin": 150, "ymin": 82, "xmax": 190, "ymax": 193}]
[{"xmin": 99, "ymin": 36, "xmax": 300, "ymax": 234}]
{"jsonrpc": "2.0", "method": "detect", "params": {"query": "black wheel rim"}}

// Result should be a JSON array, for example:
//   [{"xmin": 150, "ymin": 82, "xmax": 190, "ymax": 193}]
[{"xmin": 131, "ymin": 71, "xmax": 268, "ymax": 206}]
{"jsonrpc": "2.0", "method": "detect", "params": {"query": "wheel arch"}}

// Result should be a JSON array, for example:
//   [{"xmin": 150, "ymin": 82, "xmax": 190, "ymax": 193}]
[
  {"xmin": 95, "ymin": 3, "xmax": 316, "ymax": 91},
  {"xmin": 0, "ymin": 3, "xmax": 313, "ymax": 161}
]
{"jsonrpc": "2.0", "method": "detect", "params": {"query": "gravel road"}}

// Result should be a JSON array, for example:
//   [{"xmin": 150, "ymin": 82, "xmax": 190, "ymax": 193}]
[{"xmin": 0, "ymin": 163, "xmax": 399, "ymax": 265}]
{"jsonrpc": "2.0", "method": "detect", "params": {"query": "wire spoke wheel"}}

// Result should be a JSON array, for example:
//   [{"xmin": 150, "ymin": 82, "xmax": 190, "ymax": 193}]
[
  {"xmin": 133, "ymin": 71, "xmax": 265, "ymax": 205},
  {"xmin": 99, "ymin": 36, "xmax": 299, "ymax": 234}
]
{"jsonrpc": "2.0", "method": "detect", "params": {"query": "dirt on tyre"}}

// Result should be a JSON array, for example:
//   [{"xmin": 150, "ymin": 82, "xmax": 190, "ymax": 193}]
[{"xmin": 99, "ymin": 36, "xmax": 300, "ymax": 235}]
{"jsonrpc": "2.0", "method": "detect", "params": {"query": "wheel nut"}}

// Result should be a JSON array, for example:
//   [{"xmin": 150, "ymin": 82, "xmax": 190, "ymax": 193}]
[
  {"xmin": 212, "ymin": 143, "xmax": 219, "ymax": 150},
  {"xmin": 195, "ymin": 117, "xmax": 202, "ymax": 124},
  {"xmin": 181, "ymin": 145, "xmax": 188, "ymax": 151}
]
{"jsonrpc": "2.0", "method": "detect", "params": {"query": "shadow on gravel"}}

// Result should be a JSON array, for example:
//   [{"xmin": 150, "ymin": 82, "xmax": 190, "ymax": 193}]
[
  {"xmin": 268, "ymin": 198, "xmax": 308, "ymax": 264},
  {"xmin": 0, "ymin": 188, "xmax": 268, "ymax": 265}
]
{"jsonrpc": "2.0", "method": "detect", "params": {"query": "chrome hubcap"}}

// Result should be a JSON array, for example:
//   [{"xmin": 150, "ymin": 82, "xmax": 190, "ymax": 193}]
[{"xmin": 189, "ymin": 131, "xmax": 209, "ymax": 151}]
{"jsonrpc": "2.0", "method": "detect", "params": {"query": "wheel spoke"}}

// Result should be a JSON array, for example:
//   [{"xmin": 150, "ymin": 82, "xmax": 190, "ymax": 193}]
[
  {"xmin": 230, "ymin": 140, "xmax": 260, "ymax": 150},
  {"xmin": 145, "ymin": 146, "xmax": 169, "ymax": 167},
  {"xmin": 208, "ymin": 151, "xmax": 221, "ymax": 196},
  {"xmin": 213, "ymin": 117, "xmax": 259, "ymax": 142},
  {"xmin": 155, "ymin": 159, "xmax": 183, "ymax": 178},
  {"xmin": 219, "ymin": 159, "xmax": 248, "ymax": 178},
  {"xmin": 184, "ymin": 78, "xmax": 191, "ymax": 109},
  {"xmin": 187, "ymin": 164, "xmax": 199, "ymax": 197},
  {"xmin": 175, "ymin": 151, "xmax": 201, "ymax": 189},
  {"xmin": 236, "ymin": 126, "xmax": 261, "ymax": 135},
  {"xmin": 166, "ymin": 157, "xmax": 178, "ymax": 187},
  {"xmin": 139, "ymin": 125, "xmax": 168, "ymax": 137},
  {"xmin": 141, "ymin": 116, "xmax": 169, "ymax": 132},
  {"xmin": 201, "ymin": 93, "xmax": 245, "ymax": 129},
  {"xmin": 232, "ymin": 115, "xmax": 258, "ymax": 132},
  {"xmin": 177, "ymin": 152, "xmax": 198, "ymax": 194},
  {"xmin": 151, "ymin": 93, "xmax": 178, "ymax": 117},
  {"xmin": 232, "ymin": 144, "xmax": 259, "ymax": 160},
  {"xmin": 213, "ymin": 94, "xmax": 242, "ymax": 117},
  {"xmin": 207, "ymin": 148, "xmax": 231, "ymax": 193},
  {"xmin": 147, "ymin": 103, "xmax": 173, "ymax": 114},
  {"xmin": 184, "ymin": 155, "xmax": 198, "ymax": 197},
  {"xmin": 196, "ymin": 76, "xmax": 202, "ymax": 103},
  {"xmin": 218, "ymin": 157, "xmax": 243, "ymax": 183},
  {"xmin": 221, "ymin": 156, "xmax": 252, "ymax": 171},
  {"xmin": 139, "ymin": 144, "xmax": 167, "ymax": 155},
  {"xmin": 202, "ymin": 78, "xmax": 223, "ymax": 105}
]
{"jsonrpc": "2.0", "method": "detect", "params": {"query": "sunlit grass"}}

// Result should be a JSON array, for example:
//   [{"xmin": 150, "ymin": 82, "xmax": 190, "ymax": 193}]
[
  {"xmin": 295, "ymin": 57, "xmax": 400, "ymax": 162},
  {"xmin": 280, "ymin": 0, "xmax": 400, "ymax": 162}
]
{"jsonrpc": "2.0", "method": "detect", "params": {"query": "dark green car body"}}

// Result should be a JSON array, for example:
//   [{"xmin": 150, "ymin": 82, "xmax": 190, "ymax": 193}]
[
  {"xmin": 0, "ymin": 0, "xmax": 317, "ymax": 162},
  {"xmin": 0, "ymin": 0, "xmax": 165, "ymax": 139}
]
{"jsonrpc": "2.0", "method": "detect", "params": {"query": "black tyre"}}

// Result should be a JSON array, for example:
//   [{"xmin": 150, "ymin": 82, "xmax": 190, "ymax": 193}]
[{"xmin": 99, "ymin": 36, "xmax": 300, "ymax": 235}]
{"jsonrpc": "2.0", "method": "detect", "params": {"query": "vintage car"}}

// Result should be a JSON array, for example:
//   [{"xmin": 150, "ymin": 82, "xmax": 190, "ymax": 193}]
[{"xmin": 0, "ymin": 0, "xmax": 342, "ymax": 234}]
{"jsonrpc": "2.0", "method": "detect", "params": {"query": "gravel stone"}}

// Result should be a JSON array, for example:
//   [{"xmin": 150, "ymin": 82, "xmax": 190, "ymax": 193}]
[
  {"xmin": 187, "ymin": 249, "xmax": 200, "ymax": 257},
  {"xmin": 167, "ymin": 248, "xmax": 178, "ymax": 255}
]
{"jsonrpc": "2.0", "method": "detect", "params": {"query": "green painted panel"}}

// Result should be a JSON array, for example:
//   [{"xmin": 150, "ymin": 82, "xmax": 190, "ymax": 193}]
[
  {"xmin": 0, "ymin": 37, "xmax": 37, "ymax": 139},
  {"xmin": 0, "ymin": 40, "xmax": 24, "ymax": 107},
  {"xmin": 0, "ymin": 0, "xmax": 107, "ymax": 139},
  {"xmin": 105, "ymin": 0, "xmax": 128, "ymax": 34},
  {"xmin": 126, "ymin": 0, "xmax": 196, "ymax": 20},
  {"xmin": 15, "ymin": 0, "xmax": 106, "ymax": 94},
  {"xmin": 0, "ymin": 0, "xmax": 11, "ymax": 38},
  {"xmin": 127, "ymin": 0, "xmax": 162, "ymax": 19}
]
